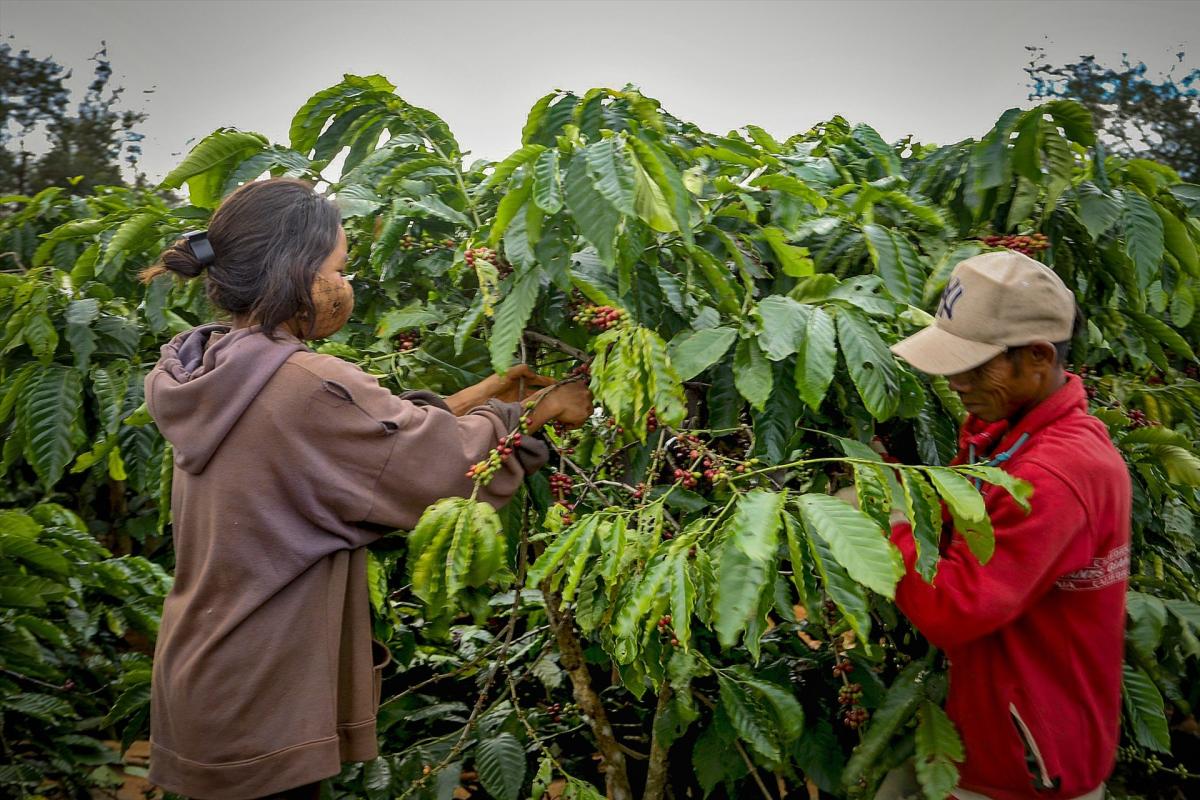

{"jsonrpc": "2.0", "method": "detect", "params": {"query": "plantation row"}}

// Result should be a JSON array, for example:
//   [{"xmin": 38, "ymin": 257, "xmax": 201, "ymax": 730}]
[{"xmin": 1, "ymin": 75, "xmax": 1199, "ymax": 798}]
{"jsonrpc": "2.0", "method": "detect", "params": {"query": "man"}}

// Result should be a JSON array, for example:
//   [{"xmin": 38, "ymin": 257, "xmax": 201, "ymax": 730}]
[{"xmin": 884, "ymin": 250, "xmax": 1131, "ymax": 800}]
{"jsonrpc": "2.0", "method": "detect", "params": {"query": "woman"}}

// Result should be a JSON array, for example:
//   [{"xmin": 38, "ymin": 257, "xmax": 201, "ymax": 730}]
[{"xmin": 142, "ymin": 178, "xmax": 591, "ymax": 799}]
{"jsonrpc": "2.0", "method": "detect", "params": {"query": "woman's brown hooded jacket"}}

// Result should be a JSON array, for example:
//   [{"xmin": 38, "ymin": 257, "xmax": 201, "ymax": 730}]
[{"xmin": 144, "ymin": 324, "xmax": 547, "ymax": 798}]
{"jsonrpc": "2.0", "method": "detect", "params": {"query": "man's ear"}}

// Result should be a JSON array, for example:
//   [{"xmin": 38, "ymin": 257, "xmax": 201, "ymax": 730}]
[{"xmin": 1025, "ymin": 341, "xmax": 1058, "ymax": 367}]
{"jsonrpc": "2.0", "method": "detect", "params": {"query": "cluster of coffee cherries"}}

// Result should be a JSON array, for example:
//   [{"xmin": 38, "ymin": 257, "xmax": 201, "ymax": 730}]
[
  {"xmin": 396, "ymin": 330, "xmax": 421, "ymax": 351},
  {"xmin": 1127, "ymin": 408, "xmax": 1155, "ymax": 429},
  {"xmin": 544, "ymin": 701, "xmax": 566, "ymax": 724},
  {"xmin": 399, "ymin": 232, "xmax": 456, "ymax": 252},
  {"xmin": 1073, "ymin": 364, "xmax": 1099, "ymax": 401},
  {"xmin": 646, "ymin": 407, "xmax": 658, "ymax": 434},
  {"xmin": 573, "ymin": 304, "xmax": 628, "ymax": 332},
  {"xmin": 464, "ymin": 245, "xmax": 512, "ymax": 279},
  {"xmin": 980, "ymin": 232, "xmax": 1050, "ymax": 257},
  {"xmin": 837, "ymin": 678, "xmax": 869, "ymax": 729},
  {"xmin": 549, "ymin": 472, "xmax": 574, "ymax": 501},
  {"xmin": 656, "ymin": 614, "xmax": 680, "ymax": 647},
  {"xmin": 466, "ymin": 429, "xmax": 524, "ymax": 483},
  {"xmin": 603, "ymin": 417, "xmax": 626, "ymax": 436},
  {"xmin": 669, "ymin": 434, "xmax": 748, "ymax": 489}
]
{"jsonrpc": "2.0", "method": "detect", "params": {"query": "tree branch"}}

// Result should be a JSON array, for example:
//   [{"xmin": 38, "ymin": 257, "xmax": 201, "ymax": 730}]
[
  {"xmin": 642, "ymin": 683, "xmax": 673, "ymax": 800},
  {"xmin": 542, "ymin": 587, "xmax": 634, "ymax": 800},
  {"xmin": 524, "ymin": 329, "xmax": 589, "ymax": 363}
]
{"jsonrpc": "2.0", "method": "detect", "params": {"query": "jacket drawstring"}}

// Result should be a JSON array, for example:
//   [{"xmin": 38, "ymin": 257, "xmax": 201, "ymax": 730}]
[{"xmin": 971, "ymin": 433, "xmax": 1031, "ymax": 490}]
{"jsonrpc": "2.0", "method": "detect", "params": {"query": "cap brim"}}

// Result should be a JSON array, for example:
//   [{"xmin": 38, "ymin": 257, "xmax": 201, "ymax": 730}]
[{"xmin": 890, "ymin": 325, "xmax": 1005, "ymax": 376}]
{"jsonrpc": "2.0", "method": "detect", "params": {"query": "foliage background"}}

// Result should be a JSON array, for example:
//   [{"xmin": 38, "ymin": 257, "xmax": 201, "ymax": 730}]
[{"xmin": 1, "ymin": 66, "xmax": 1199, "ymax": 800}]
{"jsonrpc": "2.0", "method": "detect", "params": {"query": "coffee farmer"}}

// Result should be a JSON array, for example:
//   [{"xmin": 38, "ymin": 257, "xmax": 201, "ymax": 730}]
[
  {"xmin": 141, "ymin": 178, "xmax": 592, "ymax": 800},
  {"xmin": 880, "ymin": 251, "xmax": 1130, "ymax": 800}
]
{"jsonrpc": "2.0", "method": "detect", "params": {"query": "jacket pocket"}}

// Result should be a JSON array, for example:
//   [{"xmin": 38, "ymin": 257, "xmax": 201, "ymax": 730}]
[
  {"xmin": 371, "ymin": 638, "xmax": 393, "ymax": 712},
  {"xmin": 1009, "ymin": 700, "xmax": 1062, "ymax": 792}
]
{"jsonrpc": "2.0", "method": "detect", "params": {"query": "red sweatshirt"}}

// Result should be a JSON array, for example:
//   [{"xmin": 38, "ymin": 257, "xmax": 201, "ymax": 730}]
[{"xmin": 891, "ymin": 374, "xmax": 1130, "ymax": 799}]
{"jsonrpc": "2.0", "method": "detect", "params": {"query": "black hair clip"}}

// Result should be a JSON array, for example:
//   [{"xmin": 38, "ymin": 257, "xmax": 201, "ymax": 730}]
[{"xmin": 182, "ymin": 230, "xmax": 216, "ymax": 267}]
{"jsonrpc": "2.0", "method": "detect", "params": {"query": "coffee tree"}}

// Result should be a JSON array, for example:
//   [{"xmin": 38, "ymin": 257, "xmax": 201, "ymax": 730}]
[{"xmin": 1, "ymin": 75, "xmax": 1198, "ymax": 798}]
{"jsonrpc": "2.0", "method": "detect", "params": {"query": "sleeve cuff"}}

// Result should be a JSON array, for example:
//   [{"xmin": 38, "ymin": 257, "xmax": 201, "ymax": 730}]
[{"xmin": 399, "ymin": 389, "xmax": 453, "ymax": 412}]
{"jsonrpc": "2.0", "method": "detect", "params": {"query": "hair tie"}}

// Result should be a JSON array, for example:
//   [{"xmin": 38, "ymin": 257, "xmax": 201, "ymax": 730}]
[{"xmin": 182, "ymin": 230, "xmax": 216, "ymax": 267}]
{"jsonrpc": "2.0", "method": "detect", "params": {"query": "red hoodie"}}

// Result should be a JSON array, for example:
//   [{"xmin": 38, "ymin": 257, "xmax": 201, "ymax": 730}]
[{"xmin": 891, "ymin": 374, "xmax": 1130, "ymax": 799}]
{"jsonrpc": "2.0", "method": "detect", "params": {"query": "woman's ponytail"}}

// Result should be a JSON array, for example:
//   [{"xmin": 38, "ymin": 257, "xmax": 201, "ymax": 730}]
[{"xmin": 141, "ymin": 236, "xmax": 211, "ymax": 283}]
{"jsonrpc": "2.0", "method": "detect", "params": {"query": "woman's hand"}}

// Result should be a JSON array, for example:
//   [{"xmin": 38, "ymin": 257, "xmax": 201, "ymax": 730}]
[
  {"xmin": 525, "ymin": 381, "xmax": 594, "ymax": 431},
  {"xmin": 492, "ymin": 364, "xmax": 555, "ymax": 403},
  {"xmin": 444, "ymin": 365, "xmax": 555, "ymax": 416}
]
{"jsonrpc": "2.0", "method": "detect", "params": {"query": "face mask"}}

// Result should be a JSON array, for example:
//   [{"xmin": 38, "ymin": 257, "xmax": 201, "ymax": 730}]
[{"xmin": 303, "ymin": 273, "xmax": 354, "ymax": 339}]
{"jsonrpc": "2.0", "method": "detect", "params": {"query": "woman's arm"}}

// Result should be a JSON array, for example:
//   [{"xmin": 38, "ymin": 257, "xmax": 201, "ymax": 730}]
[{"xmin": 443, "ymin": 365, "xmax": 554, "ymax": 416}]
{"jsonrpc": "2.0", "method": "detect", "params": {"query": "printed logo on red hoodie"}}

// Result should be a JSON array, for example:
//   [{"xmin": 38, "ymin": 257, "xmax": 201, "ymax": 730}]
[{"xmin": 891, "ymin": 374, "xmax": 1131, "ymax": 799}]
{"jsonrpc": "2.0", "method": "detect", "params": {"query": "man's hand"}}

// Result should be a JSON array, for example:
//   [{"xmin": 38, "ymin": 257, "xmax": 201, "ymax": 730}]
[{"xmin": 833, "ymin": 483, "xmax": 909, "ymax": 527}]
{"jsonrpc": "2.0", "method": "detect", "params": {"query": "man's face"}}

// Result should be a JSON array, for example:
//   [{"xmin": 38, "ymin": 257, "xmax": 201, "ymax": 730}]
[{"xmin": 946, "ymin": 347, "xmax": 1050, "ymax": 422}]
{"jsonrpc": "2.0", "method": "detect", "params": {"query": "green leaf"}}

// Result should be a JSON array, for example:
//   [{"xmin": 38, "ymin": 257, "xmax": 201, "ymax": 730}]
[
  {"xmin": 914, "ymin": 701, "xmax": 964, "ymax": 800},
  {"xmin": 564, "ymin": 155, "xmax": 620, "ymax": 267},
  {"xmin": 22, "ymin": 311, "xmax": 57, "ymax": 363},
  {"xmin": 0, "ymin": 509, "xmax": 42, "ymax": 539},
  {"xmin": 588, "ymin": 325, "xmax": 685, "ymax": 440},
  {"xmin": 21, "ymin": 365, "xmax": 84, "ymax": 491},
  {"xmin": 1147, "ymin": 444, "xmax": 1200, "ymax": 486},
  {"xmin": 1128, "ymin": 310, "xmax": 1196, "ymax": 361},
  {"xmin": 926, "ymin": 468, "xmax": 993, "ymax": 564},
  {"xmin": 755, "ymin": 296, "xmax": 807, "ymax": 361},
  {"xmin": 1122, "ymin": 664, "xmax": 1171, "ymax": 753},
  {"xmin": 668, "ymin": 327, "xmax": 737, "ymax": 381},
  {"xmin": 1123, "ymin": 191, "xmax": 1165, "ymax": 290},
  {"xmin": 804, "ymin": 525, "xmax": 872, "ymax": 641},
  {"xmin": 1042, "ymin": 100, "xmax": 1096, "ymax": 146},
  {"xmin": 1126, "ymin": 591, "xmax": 1167, "ymax": 661},
  {"xmin": 532, "ymin": 149, "xmax": 563, "ymax": 214},
  {"xmin": 629, "ymin": 136, "xmax": 694, "ymax": 246},
  {"xmin": 488, "ymin": 178, "xmax": 532, "ymax": 247},
  {"xmin": 742, "ymin": 675, "xmax": 805, "ymax": 742},
  {"xmin": 475, "ymin": 732, "xmax": 525, "ymax": 800},
  {"xmin": 972, "ymin": 108, "xmax": 1023, "ymax": 193},
  {"xmin": 899, "ymin": 470, "xmax": 943, "ymax": 582},
  {"xmin": 713, "ymin": 535, "xmax": 773, "ymax": 650},
  {"xmin": 750, "ymin": 173, "xmax": 828, "ymax": 210},
  {"xmin": 1010, "ymin": 110, "xmax": 1043, "ymax": 184},
  {"xmin": 160, "ymin": 128, "xmax": 269, "ymax": 207},
  {"xmin": 718, "ymin": 674, "xmax": 780, "ymax": 765},
  {"xmin": 484, "ymin": 144, "xmax": 546, "ymax": 189},
  {"xmin": 795, "ymin": 493, "xmax": 902, "ymax": 598},
  {"xmin": 842, "ymin": 659, "xmax": 930, "ymax": 790},
  {"xmin": 863, "ymin": 225, "xmax": 924, "ymax": 305},
  {"xmin": 836, "ymin": 309, "xmax": 900, "ymax": 420},
  {"xmin": 1076, "ymin": 183, "xmax": 1122, "ymax": 240},
  {"xmin": 1, "ymin": 535, "xmax": 70, "ymax": 575},
  {"xmin": 582, "ymin": 137, "xmax": 636, "ymax": 216},
  {"xmin": 733, "ymin": 337, "xmax": 773, "ymax": 411},
  {"xmin": 489, "ymin": 269, "xmax": 541, "ymax": 373},
  {"xmin": 631, "ymin": 149, "xmax": 677, "ymax": 233},
  {"xmin": 759, "ymin": 227, "xmax": 814, "ymax": 277},
  {"xmin": 793, "ymin": 305, "xmax": 836, "ymax": 411},
  {"xmin": 731, "ymin": 490, "xmax": 785, "ymax": 562},
  {"xmin": 104, "ymin": 211, "xmax": 162, "ymax": 265},
  {"xmin": 375, "ymin": 303, "xmax": 445, "ymax": 337}
]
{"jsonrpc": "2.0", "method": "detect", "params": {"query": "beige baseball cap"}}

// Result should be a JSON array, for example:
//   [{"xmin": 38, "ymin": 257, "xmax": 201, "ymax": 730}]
[{"xmin": 891, "ymin": 250, "xmax": 1076, "ymax": 375}]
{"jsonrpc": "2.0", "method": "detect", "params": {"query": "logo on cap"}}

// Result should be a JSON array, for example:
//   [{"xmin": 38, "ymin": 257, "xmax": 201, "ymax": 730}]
[{"xmin": 937, "ymin": 277, "xmax": 965, "ymax": 320}]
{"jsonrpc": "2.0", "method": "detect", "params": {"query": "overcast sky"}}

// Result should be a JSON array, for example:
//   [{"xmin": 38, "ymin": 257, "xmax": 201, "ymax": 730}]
[{"xmin": 2, "ymin": 0, "xmax": 1196, "ymax": 183}]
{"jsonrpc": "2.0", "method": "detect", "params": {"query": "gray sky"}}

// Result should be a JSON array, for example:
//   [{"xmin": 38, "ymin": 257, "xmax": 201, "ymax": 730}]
[{"xmin": 2, "ymin": 0, "xmax": 1196, "ymax": 183}]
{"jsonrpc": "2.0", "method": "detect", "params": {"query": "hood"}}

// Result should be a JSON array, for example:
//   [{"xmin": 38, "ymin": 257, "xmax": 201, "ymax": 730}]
[{"xmin": 145, "ymin": 323, "xmax": 308, "ymax": 474}]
